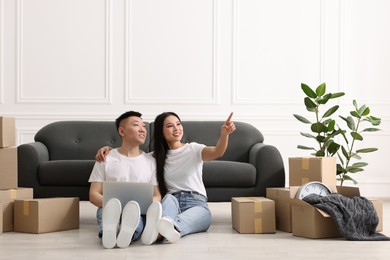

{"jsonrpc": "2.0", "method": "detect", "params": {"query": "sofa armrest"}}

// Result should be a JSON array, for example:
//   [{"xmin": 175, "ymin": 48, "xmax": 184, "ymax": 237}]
[
  {"xmin": 18, "ymin": 142, "xmax": 49, "ymax": 190},
  {"xmin": 249, "ymin": 143, "xmax": 285, "ymax": 196}
]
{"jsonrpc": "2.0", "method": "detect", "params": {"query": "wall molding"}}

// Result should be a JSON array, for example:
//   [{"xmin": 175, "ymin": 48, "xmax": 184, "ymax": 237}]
[
  {"xmin": 339, "ymin": 0, "xmax": 390, "ymax": 104},
  {"xmin": 124, "ymin": 0, "xmax": 219, "ymax": 105},
  {"xmin": 15, "ymin": 0, "xmax": 112, "ymax": 104},
  {"xmin": 0, "ymin": 0, "xmax": 3, "ymax": 104},
  {"xmin": 231, "ymin": 0, "xmax": 326, "ymax": 105}
]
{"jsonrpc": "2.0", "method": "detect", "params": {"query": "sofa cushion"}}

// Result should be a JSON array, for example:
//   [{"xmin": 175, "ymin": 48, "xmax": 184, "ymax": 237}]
[
  {"xmin": 35, "ymin": 121, "xmax": 150, "ymax": 160},
  {"xmin": 39, "ymin": 160, "xmax": 94, "ymax": 186},
  {"xmin": 202, "ymin": 161, "xmax": 256, "ymax": 187},
  {"xmin": 151, "ymin": 121, "xmax": 263, "ymax": 162}
]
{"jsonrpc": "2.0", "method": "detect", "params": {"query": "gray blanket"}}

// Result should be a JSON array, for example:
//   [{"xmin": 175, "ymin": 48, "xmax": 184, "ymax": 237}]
[{"xmin": 303, "ymin": 193, "xmax": 390, "ymax": 241}]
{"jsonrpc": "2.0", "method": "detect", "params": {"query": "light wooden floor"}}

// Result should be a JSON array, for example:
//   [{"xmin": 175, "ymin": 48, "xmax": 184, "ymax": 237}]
[{"xmin": 1, "ymin": 201, "xmax": 389, "ymax": 260}]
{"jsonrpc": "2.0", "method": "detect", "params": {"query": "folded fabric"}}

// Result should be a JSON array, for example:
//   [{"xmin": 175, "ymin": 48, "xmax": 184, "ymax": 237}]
[{"xmin": 303, "ymin": 193, "xmax": 390, "ymax": 241}]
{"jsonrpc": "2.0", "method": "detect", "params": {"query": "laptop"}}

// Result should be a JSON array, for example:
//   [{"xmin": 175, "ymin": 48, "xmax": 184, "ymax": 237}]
[{"xmin": 103, "ymin": 182, "xmax": 154, "ymax": 214}]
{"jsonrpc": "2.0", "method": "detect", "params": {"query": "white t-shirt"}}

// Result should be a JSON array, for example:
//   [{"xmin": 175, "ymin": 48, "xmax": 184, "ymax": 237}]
[
  {"xmin": 164, "ymin": 142, "xmax": 207, "ymax": 197},
  {"xmin": 88, "ymin": 149, "xmax": 157, "ymax": 185}
]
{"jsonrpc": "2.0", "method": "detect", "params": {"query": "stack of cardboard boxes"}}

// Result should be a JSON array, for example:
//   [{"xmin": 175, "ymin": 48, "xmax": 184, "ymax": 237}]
[
  {"xmin": 231, "ymin": 156, "xmax": 383, "ymax": 238},
  {"xmin": 0, "ymin": 117, "xmax": 79, "ymax": 234},
  {"xmin": 267, "ymin": 157, "xmax": 383, "ymax": 238}
]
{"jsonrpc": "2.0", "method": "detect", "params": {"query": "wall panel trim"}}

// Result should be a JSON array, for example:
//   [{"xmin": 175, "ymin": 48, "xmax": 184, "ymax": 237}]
[
  {"xmin": 15, "ymin": 0, "xmax": 112, "ymax": 104},
  {"xmin": 0, "ymin": 0, "xmax": 3, "ymax": 104},
  {"xmin": 124, "ymin": 0, "xmax": 219, "ymax": 105}
]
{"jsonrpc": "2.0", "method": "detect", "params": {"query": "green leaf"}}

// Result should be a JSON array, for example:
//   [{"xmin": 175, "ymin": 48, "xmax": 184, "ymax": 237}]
[
  {"xmin": 301, "ymin": 83, "xmax": 317, "ymax": 98},
  {"xmin": 328, "ymin": 141, "xmax": 340, "ymax": 156},
  {"xmin": 346, "ymin": 167, "xmax": 364, "ymax": 173},
  {"xmin": 328, "ymin": 120, "xmax": 335, "ymax": 131},
  {"xmin": 362, "ymin": 128, "xmax": 381, "ymax": 132},
  {"xmin": 340, "ymin": 116, "xmax": 355, "ymax": 130},
  {"xmin": 293, "ymin": 114, "xmax": 311, "ymax": 124},
  {"xmin": 315, "ymin": 150, "xmax": 325, "ymax": 157},
  {"xmin": 316, "ymin": 135, "xmax": 326, "ymax": 143},
  {"xmin": 323, "ymin": 105, "xmax": 339, "ymax": 118},
  {"xmin": 341, "ymin": 146, "xmax": 349, "ymax": 159},
  {"xmin": 300, "ymin": 132, "xmax": 316, "ymax": 138},
  {"xmin": 351, "ymin": 153, "xmax": 362, "ymax": 160},
  {"xmin": 316, "ymin": 83, "xmax": 326, "ymax": 96},
  {"xmin": 339, "ymin": 129, "xmax": 349, "ymax": 144},
  {"xmin": 311, "ymin": 122, "xmax": 328, "ymax": 133},
  {"xmin": 337, "ymin": 154, "xmax": 344, "ymax": 166},
  {"xmin": 317, "ymin": 93, "xmax": 332, "ymax": 104},
  {"xmin": 350, "ymin": 111, "xmax": 360, "ymax": 118},
  {"xmin": 356, "ymin": 148, "xmax": 378, "ymax": 153},
  {"xmin": 353, "ymin": 100, "xmax": 357, "ymax": 108},
  {"xmin": 343, "ymin": 175, "xmax": 358, "ymax": 185},
  {"xmin": 352, "ymin": 162, "xmax": 368, "ymax": 167},
  {"xmin": 367, "ymin": 116, "xmax": 381, "ymax": 126},
  {"xmin": 304, "ymin": 97, "xmax": 317, "ymax": 111},
  {"xmin": 361, "ymin": 106, "xmax": 370, "ymax": 116},
  {"xmin": 331, "ymin": 92, "xmax": 345, "ymax": 98},
  {"xmin": 351, "ymin": 132, "xmax": 363, "ymax": 141},
  {"xmin": 297, "ymin": 145, "xmax": 316, "ymax": 150},
  {"xmin": 336, "ymin": 163, "xmax": 344, "ymax": 175}
]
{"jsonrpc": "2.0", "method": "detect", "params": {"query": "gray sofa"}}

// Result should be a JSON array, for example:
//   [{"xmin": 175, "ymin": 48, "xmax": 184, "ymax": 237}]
[{"xmin": 17, "ymin": 120, "xmax": 285, "ymax": 202}]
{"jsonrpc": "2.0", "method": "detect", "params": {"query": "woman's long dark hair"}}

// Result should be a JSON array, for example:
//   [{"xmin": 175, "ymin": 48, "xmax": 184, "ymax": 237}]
[{"xmin": 153, "ymin": 112, "xmax": 181, "ymax": 197}]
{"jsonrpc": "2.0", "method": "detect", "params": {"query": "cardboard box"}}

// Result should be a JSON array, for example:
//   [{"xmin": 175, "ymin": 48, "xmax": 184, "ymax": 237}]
[
  {"xmin": 0, "ymin": 147, "xmax": 18, "ymax": 190},
  {"xmin": 291, "ymin": 199, "xmax": 340, "ymax": 238},
  {"xmin": 0, "ymin": 202, "xmax": 3, "ymax": 234},
  {"xmin": 14, "ymin": 197, "xmax": 80, "ymax": 234},
  {"xmin": 289, "ymin": 157, "xmax": 336, "ymax": 188},
  {"xmin": 232, "ymin": 197, "xmax": 276, "ymax": 234},
  {"xmin": 0, "ymin": 117, "xmax": 15, "ymax": 148},
  {"xmin": 291, "ymin": 186, "xmax": 383, "ymax": 239},
  {"xmin": 266, "ymin": 187, "xmax": 299, "ymax": 232},
  {"xmin": 370, "ymin": 199, "xmax": 383, "ymax": 232},
  {"xmin": 0, "ymin": 188, "xmax": 34, "ymax": 232},
  {"xmin": 0, "ymin": 188, "xmax": 33, "ymax": 202}
]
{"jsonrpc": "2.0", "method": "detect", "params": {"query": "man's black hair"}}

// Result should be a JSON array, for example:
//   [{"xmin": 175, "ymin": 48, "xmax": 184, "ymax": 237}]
[{"xmin": 115, "ymin": 111, "xmax": 142, "ymax": 132}]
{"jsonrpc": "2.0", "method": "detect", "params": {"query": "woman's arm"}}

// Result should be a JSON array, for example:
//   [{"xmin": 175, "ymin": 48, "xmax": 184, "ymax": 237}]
[
  {"xmin": 202, "ymin": 112, "xmax": 236, "ymax": 161},
  {"xmin": 95, "ymin": 146, "xmax": 113, "ymax": 162}
]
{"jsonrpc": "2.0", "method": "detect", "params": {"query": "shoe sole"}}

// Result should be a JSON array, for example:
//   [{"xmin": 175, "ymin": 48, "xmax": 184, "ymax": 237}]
[
  {"xmin": 102, "ymin": 198, "xmax": 121, "ymax": 249},
  {"xmin": 141, "ymin": 201, "xmax": 162, "ymax": 245},
  {"xmin": 158, "ymin": 217, "xmax": 180, "ymax": 243},
  {"xmin": 116, "ymin": 201, "xmax": 141, "ymax": 248}
]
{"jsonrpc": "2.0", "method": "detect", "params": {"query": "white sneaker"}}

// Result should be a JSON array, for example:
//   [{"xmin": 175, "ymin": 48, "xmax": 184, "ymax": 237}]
[
  {"xmin": 158, "ymin": 217, "xmax": 180, "ymax": 243},
  {"xmin": 141, "ymin": 201, "xmax": 162, "ymax": 245},
  {"xmin": 102, "ymin": 198, "xmax": 121, "ymax": 249},
  {"xmin": 116, "ymin": 201, "xmax": 141, "ymax": 248}
]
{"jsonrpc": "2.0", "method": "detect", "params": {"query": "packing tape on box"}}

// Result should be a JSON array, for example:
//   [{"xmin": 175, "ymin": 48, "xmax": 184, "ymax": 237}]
[
  {"xmin": 255, "ymin": 218, "xmax": 263, "ymax": 233},
  {"xmin": 254, "ymin": 201, "xmax": 263, "ymax": 233},
  {"xmin": 23, "ymin": 201, "xmax": 30, "ymax": 216},
  {"xmin": 300, "ymin": 158, "xmax": 310, "ymax": 184},
  {"xmin": 301, "ymin": 157, "xmax": 310, "ymax": 170},
  {"xmin": 301, "ymin": 177, "xmax": 309, "ymax": 185},
  {"xmin": 10, "ymin": 189, "xmax": 17, "ymax": 199}
]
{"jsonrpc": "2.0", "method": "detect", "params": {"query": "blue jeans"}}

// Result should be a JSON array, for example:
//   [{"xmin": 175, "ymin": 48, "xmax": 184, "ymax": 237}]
[
  {"xmin": 161, "ymin": 192, "xmax": 211, "ymax": 237},
  {"xmin": 96, "ymin": 207, "xmax": 146, "ymax": 241}
]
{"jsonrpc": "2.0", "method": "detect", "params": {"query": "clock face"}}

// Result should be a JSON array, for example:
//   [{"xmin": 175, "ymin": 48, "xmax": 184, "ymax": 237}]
[{"xmin": 296, "ymin": 181, "xmax": 332, "ymax": 200}]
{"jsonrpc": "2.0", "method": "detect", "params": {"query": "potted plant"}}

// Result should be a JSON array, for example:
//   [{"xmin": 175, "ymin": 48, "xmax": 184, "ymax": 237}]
[{"xmin": 293, "ymin": 83, "xmax": 381, "ymax": 186}]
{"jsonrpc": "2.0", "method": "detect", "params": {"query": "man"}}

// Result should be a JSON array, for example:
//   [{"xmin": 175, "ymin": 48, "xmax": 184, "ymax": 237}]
[{"xmin": 88, "ymin": 111, "xmax": 162, "ymax": 249}]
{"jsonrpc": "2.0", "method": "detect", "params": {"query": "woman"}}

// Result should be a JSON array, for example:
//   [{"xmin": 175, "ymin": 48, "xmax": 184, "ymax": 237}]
[{"xmin": 153, "ymin": 112, "xmax": 235, "ymax": 243}]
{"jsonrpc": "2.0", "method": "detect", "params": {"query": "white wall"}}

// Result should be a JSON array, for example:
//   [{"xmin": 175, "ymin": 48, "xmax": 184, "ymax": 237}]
[{"xmin": 1, "ymin": 0, "xmax": 390, "ymax": 197}]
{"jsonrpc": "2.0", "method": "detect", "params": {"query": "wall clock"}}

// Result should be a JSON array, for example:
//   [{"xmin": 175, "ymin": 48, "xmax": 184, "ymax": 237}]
[{"xmin": 295, "ymin": 181, "xmax": 332, "ymax": 200}]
